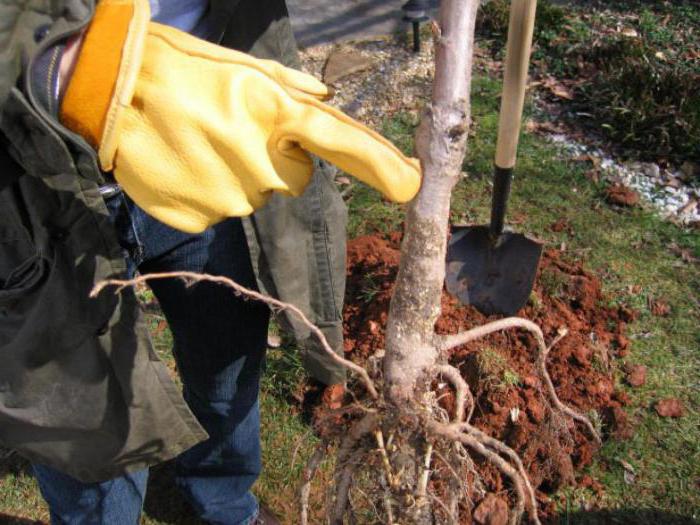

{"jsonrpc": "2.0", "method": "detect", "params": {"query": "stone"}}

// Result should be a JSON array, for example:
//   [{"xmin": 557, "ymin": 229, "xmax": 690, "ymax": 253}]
[{"xmin": 323, "ymin": 49, "xmax": 375, "ymax": 84}]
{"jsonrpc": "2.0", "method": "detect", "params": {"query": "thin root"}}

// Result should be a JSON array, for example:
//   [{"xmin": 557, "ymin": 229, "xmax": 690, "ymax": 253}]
[
  {"xmin": 300, "ymin": 444, "xmax": 326, "ymax": 525},
  {"xmin": 434, "ymin": 364, "xmax": 473, "ymax": 422},
  {"xmin": 91, "ymin": 272, "xmax": 379, "ymax": 399}
]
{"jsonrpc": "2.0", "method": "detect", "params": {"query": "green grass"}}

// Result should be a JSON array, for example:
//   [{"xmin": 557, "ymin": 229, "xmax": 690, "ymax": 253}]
[
  {"xmin": 476, "ymin": 347, "xmax": 522, "ymax": 391},
  {"xmin": 478, "ymin": 0, "xmax": 700, "ymax": 163},
  {"xmin": 1, "ymin": 66, "xmax": 699, "ymax": 524}
]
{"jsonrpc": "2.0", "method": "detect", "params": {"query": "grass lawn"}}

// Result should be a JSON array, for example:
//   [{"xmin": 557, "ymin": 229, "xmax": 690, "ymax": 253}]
[{"xmin": 1, "ymin": 4, "xmax": 698, "ymax": 523}]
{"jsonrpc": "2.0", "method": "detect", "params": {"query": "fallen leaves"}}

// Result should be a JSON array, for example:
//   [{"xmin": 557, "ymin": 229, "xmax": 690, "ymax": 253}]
[
  {"xmin": 525, "ymin": 119, "xmax": 562, "ymax": 135},
  {"xmin": 654, "ymin": 398, "xmax": 685, "ymax": 418},
  {"xmin": 605, "ymin": 185, "xmax": 640, "ymax": 207},
  {"xmin": 618, "ymin": 459, "xmax": 636, "ymax": 485},
  {"xmin": 550, "ymin": 218, "xmax": 573, "ymax": 235},
  {"xmin": 541, "ymin": 76, "xmax": 576, "ymax": 100},
  {"xmin": 668, "ymin": 243, "xmax": 699, "ymax": 264}
]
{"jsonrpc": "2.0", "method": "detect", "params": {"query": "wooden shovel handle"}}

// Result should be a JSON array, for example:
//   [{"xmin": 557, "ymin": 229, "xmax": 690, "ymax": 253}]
[{"xmin": 494, "ymin": 0, "xmax": 538, "ymax": 170}]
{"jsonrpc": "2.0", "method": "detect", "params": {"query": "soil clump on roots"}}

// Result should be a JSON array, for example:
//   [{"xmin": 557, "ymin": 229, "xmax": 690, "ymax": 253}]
[{"xmin": 333, "ymin": 232, "xmax": 634, "ymax": 520}]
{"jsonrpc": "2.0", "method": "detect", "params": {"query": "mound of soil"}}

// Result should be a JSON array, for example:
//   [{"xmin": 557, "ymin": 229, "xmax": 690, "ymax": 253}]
[{"xmin": 342, "ymin": 232, "xmax": 635, "ymax": 519}]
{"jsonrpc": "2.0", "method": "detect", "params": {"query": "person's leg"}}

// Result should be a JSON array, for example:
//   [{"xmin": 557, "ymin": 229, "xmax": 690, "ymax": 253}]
[
  {"xmin": 32, "ymin": 466, "xmax": 148, "ymax": 525},
  {"xmin": 133, "ymin": 203, "xmax": 269, "ymax": 525}
]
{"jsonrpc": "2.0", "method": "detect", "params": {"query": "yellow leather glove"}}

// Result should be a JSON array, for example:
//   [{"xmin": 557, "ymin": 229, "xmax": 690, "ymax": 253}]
[{"xmin": 60, "ymin": 0, "xmax": 421, "ymax": 233}]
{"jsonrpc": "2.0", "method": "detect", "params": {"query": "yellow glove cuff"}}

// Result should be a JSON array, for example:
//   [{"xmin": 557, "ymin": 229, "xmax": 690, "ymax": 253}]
[{"xmin": 61, "ymin": 0, "xmax": 150, "ymax": 170}]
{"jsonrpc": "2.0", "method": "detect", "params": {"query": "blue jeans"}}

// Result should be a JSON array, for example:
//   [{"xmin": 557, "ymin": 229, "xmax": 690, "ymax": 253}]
[{"xmin": 33, "ymin": 191, "xmax": 270, "ymax": 525}]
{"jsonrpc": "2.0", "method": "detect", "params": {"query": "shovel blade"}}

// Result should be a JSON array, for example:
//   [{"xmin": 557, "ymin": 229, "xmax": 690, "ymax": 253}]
[{"xmin": 446, "ymin": 225, "xmax": 543, "ymax": 315}]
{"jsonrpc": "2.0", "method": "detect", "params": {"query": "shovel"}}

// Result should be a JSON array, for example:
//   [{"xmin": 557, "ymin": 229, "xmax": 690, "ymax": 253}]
[{"xmin": 445, "ymin": 0, "xmax": 543, "ymax": 316}]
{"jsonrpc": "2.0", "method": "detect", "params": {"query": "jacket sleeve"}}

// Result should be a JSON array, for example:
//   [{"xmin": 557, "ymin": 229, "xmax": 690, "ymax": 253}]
[
  {"xmin": 0, "ymin": 0, "xmax": 88, "ymax": 116},
  {"xmin": 0, "ymin": 1, "xmax": 39, "ymax": 111}
]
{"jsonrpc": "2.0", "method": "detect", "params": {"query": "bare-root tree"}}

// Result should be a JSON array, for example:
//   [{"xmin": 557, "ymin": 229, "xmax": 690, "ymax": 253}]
[{"xmin": 93, "ymin": 0, "xmax": 601, "ymax": 522}]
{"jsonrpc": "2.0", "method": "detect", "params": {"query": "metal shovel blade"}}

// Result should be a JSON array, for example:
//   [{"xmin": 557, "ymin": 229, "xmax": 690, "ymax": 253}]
[{"xmin": 445, "ymin": 225, "xmax": 543, "ymax": 316}]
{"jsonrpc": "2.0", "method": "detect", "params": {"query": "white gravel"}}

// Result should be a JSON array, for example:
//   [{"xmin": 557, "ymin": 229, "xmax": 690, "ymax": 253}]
[{"xmin": 547, "ymin": 133, "xmax": 699, "ymax": 225}]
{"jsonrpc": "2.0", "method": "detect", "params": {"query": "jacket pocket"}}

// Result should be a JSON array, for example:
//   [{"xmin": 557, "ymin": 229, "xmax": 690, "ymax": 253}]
[
  {"xmin": 0, "ymin": 252, "xmax": 48, "ymax": 305},
  {"xmin": 0, "ymin": 187, "xmax": 45, "ymax": 300}
]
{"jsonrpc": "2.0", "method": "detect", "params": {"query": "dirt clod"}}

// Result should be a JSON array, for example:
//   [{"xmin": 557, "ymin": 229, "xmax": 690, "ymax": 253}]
[
  {"xmin": 473, "ymin": 494, "xmax": 509, "ymax": 525},
  {"xmin": 625, "ymin": 364, "xmax": 647, "ymax": 387},
  {"xmin": 655, "ymin": 398, "xmax": 685, "ymax": 418},
  {"xmin": 322, "ymin": 384, "xmax": 346, "ymax": 411}
]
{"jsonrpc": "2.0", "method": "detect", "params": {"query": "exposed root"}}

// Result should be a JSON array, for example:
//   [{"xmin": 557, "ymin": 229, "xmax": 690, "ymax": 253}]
[
  {"xmin": 378, "ymin": 464, "xmax": 396, "ymax": 525},
  {"xmin": 435, "ymin": 317, "xmax": 601, "ymax": 444},
  {"xmin": 434, "ymin": 364, "xmax": 473, "ymax": 422},
  {"xmin": 91, "ymin": 272, "xmax": 378, "ymax": 399},
  {"xmin": 461, "ymin": 424, "xmax": 538, "ymax": 521},
  {"xmin": 536, "ymin": 330, "xmax": 602, "ymax": 445},
  {"xmin": 329, "ymin": 412, "xmax": 381, "ymax": 523},
  {"xmin": 332, "ymin": 450, "xmax": 364, "ymax": 525},
  {"xmin": 337, "ymin": 412, "xmax": 379, "ymax": 465},
  {"xmin": 427, "ymin": 420, "xmax": 536, "ymax": 525},
  {"xmin": 300, "ymin": 444, "xmax": 326, "ymax": 525},
  {"xmin": 430, "ymin": 492, "xmax": 458, "ymax": 525},
  {"xmin": 416, "ymin": 442, "xmax": 433, "ymax": 500}
]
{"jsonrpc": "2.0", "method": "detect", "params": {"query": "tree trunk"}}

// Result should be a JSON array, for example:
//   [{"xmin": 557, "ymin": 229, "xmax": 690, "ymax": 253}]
[{"xmin": 385, "ymin": 0, "xmax": 480, "ymax": 403}]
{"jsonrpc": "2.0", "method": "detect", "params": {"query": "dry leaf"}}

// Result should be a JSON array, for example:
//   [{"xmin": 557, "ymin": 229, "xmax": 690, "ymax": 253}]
[
  {"xmin": 525, "ymin": 119, "xmax": 561, "ymax": 134},
  {"xmin": 668, "ymin": 243, "xmax": 699, "ymax": 264},
  {"xmin": 540, "ymin": 76, "xmax": 576, "ymax": 100},
  {"xmin": 678, "ymin": 197, "xmax": 698, "ymax": 216},
  {"xmin": 648, "ymin": 298, "xmax": 671, "ymax": 317},
  {"xmin": 605, "ymin": 185, "xmax": 640, "ymax": 207},
  {"xmin": 154, "ymin": 319, "xmax": 168, "ymax": 335},
  {"xmin": 627, "ymin": 284, "xmax": 643, "ymax": 294}
]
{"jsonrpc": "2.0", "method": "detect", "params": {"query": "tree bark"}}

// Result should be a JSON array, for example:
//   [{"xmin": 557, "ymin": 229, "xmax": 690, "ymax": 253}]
[{"xmin": 384, "ymin": 0, "xmax": 481, "ymax": 402}]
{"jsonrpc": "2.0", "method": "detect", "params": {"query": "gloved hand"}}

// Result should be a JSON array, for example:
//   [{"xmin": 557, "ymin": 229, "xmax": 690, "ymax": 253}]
[{"xmin": 60, "ymin": 0, "xmax": 421, "ymax": 233}]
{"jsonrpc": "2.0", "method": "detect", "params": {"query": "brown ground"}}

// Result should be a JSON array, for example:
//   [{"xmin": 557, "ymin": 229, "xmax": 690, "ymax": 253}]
[{"xmin": 338, "ymin": 232, "xmax": 635, "ymax": 522}]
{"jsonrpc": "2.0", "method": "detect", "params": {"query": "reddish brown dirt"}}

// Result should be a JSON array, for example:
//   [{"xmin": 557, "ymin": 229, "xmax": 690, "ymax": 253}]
[{"xmin": 341, "ymin": 232, "xmax": 636, "ymax": 521}]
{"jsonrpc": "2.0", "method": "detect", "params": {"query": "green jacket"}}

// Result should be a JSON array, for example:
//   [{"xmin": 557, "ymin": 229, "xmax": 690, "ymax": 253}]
[{"xmin": 0, "ymin": 0, "xmax": 347, "ymax": 482}]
